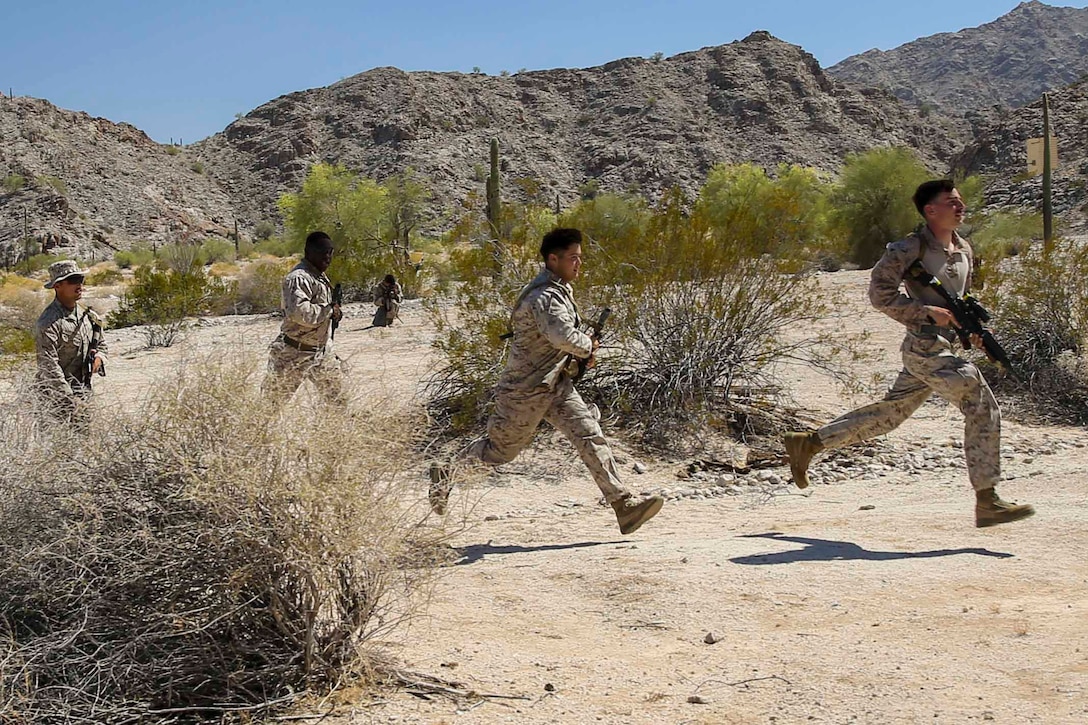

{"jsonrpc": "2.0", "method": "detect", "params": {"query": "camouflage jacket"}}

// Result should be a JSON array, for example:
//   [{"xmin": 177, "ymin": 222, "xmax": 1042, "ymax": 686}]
[
  {"xmin": 869, "ymin": 225, "xmax": 973, "ymax": 331},
  {"xmin": 279, "ymin": 259, "xmax": 335, "ymax": 347},
  {"xmin": 35, "ymin": 300, "xmax": 108, "ymax": 397},
  {"xmin": 498, "ymin": 267, "xmax": 593, "ymax": 392}
]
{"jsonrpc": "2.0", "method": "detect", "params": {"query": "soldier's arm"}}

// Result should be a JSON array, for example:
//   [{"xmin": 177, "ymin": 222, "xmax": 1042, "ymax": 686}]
[
  {"xmin": 284, "ymin": 275, "xmax": 333, "ymax": 326},
  {"xmin": 35, "ymin": 324, "xmax": 74, "ymax": 396},
  {"xmin": 531, "ymin": 293, "xmax": 593, "ymax": 358},
  {"xmin": 868, "ymin": 242, "xmax": 929, "ymax": 327}
]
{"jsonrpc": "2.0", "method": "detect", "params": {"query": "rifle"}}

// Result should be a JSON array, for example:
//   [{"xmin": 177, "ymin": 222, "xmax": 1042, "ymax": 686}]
[
  {"xmin": 907, "ymin": 261, "xmax": 1017, "ymax": 380},
  {"xmin": 331, "ymin": 283, "xmax": 343, "ymax": 340},
  {"xmin": 572, "ymin": 307, "xmax": 611, "ymax": 382}
]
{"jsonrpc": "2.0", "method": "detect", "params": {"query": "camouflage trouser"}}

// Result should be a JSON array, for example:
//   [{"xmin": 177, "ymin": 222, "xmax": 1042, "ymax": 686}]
[
  {"xmin": 817, "ymin": 333, "xmax": 1001, "ymax": 491},
  {"xmin": 261, "ymin": 340, "xmax": 346, "ymax": 408},
  {"xmin": 470, "ymin": 375, "xmax": 630, "ymax": 503}
]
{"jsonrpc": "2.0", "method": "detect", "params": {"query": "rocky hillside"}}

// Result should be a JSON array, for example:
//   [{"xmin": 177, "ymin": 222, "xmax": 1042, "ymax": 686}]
[
  {"xmin": 954, "ymin": 77, "xmax": 1088, "ymax": 227},
  {"xmin": 0, "ymin": 97, "xmax": 237, "ymax": 261},
  {"xmin": 829, "ymin": 2, "xmax": 1088, "ymax": 116},
  {"xmin": 195, "ymin": 31, "xmax": 960, "ymax": 230}
]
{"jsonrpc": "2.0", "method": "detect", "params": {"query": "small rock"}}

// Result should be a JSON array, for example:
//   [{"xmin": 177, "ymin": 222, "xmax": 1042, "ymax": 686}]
[
  {"xmin": 633, "ymin": 461, "xmax": 648, "ymax": 474},
  {"xmin": 703, "ymin": 632, "xmax": 720, "ymax": 645},
  {"xmin": 544, "ymin": 683, "xmax": 555, "ymax": 692},
  {"xmin": 484, "ymin": 515, "xmax": 500, "ymax": 521},
  {"xmin": 687, "ymin": 695, "xmax": 709, "ymax": 704},
  {"xmin": 858, "ymin": 504, "xmax": 875, "ymax": 511}
]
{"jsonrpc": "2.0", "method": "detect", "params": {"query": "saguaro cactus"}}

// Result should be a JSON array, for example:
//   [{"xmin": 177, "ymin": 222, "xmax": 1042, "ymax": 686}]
[{"xmin": 485, "ymin": 138, "xmax": 501, "ymax": 238}]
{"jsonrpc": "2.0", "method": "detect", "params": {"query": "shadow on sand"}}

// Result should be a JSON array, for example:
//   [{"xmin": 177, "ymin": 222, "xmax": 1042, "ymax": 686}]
[
  {"xmin": 456, "ymin": 539, "xmax": 625, "ymax": 566},
  {"xmin": 730, "ymin": 532, "xmax": 1013, "ymax": 565}
]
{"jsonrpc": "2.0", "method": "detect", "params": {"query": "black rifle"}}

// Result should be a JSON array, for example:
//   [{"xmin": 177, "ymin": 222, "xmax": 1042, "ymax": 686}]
[
  {"xmin": 907, "ymin": 261, "xmax": 1017, "ymax": 380},
  {"xmin": 331, "ymin": 283, "xmax": 343, "ymax": 340},
  {"xmin": 572, "ymin": 307, "xmax": 611, "ymax": 382}
]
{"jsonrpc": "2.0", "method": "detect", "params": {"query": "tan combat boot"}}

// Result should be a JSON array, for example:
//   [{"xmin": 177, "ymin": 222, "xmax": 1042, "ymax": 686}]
[
  {"xmin": 975, "ymin": 488, "xmax": 1035, "ymax": 528},
  {"xmin": 428, "ymin": 463, "xmax": 453, "ymax": 515},
  {"xmin": 611, "ymin": 495, "xmax": 664, "ymax": 535},
  {"xmin": 783, "ymin": 431, "xmax": 823, "ymax": 489}
]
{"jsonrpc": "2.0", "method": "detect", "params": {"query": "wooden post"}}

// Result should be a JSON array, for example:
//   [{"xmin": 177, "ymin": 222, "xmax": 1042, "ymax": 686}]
[
  {"xmin": 1042, "ymin": 93, "xmax": 1053, "ymax": 252},
  {"xmin": 23, "ymin": 208, "xmax": 30, "ymax": 275}
]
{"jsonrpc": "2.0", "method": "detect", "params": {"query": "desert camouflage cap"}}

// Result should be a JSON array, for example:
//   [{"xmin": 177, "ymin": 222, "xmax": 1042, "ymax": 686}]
[{"xmin": 44, "ymin": 260, "xmax": 87, "ymax": 289}]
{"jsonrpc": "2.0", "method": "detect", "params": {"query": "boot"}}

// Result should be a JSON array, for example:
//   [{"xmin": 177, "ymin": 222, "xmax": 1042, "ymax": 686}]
[
  {"xmin": 975, "ymin": 487, "xmax": 1035, "ymax": 528},
  {"xmin": 611, "ymin": 495, "xmax": 664, "ymax": 535},
  {"xmin": 783, "ymin": 431, "xmax": 823, "ymax": 489},
  {"xmin": 428, "ymin": 463, "xmax": 452, "ymax": 515}
]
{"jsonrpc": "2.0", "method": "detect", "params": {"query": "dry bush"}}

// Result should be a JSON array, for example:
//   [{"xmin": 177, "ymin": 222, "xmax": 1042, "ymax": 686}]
[
  {"xmin": 986, "ymin": 239, "xmax": 1088, "ymax": 422},
  {"xmin": 233, "ymin": 258, "xmax": 295, "ymax": 314},
  {"xmin": 0, "ymin": 358, "xmax": 445, "ymax": 721}
]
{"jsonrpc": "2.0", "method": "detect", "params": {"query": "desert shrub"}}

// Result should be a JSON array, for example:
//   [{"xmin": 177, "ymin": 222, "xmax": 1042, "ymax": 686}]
[
  {"xmin": 985, "ymin": 239, "xmax": 1088, "ymax": 422},
  {"xmin": 85, "ymin": 267, "xmax": 123, "ymax": 286},
  {"xmin": 35, "ymin": 175, "xmax": 67, "ymax": 196},
  {"xmin": 189, "ymin": 160, "xmax": 205, "ymax": 174},
  {"xmin": 968, "ymin": 210, "xmax": 1043, "ymax": 287},
  {"xmin": 200, "ymin": 237, "xmax": 236, "ymax": 264},
  {"xmin": 234, "ymin": 258, "xmax": 294, "ymax": 314},
  {"xmin": 0, "ymin": 359, "xmax": 443, "ymax": 721},
  {"xmin": 208, "ymin": 261, "xmax": 241, "ymax": 278},
  {"xmin": 425, "ymin": 188, "xmax": 860, "ymax": 449},
  {"xmin": 255, "ymin": 236, "xmax": 302, "ymax": 258},
  {"xmin": 254, "ymin": 220, "xmax": 276, "ymax": 240},
  {"xmin": 23, "ymin": 253, "xmax": 63, "ymax": 273},
  {"xmin": 696, "ymin": 163, "xmax": 832, "ymax": 259},
  {"xmin": 828, "ymin": 147, "xmax": 930, "ymax": 268},
  {"xmin": 2, "ymin": 173, "xmax": 26, "ymax": 193},
  {"xmin": 113, "ymin": 244, "xmax": 155, "ymax": 269},
  {"xmin": 157, "ymin": 242, "xmax": 207, "ymax": 272},
  {"xmin": 0, "ymin": 325, "xmax": 34, "ymax": 356},
  {"xmin": 165, "ymin": 144, "xmax": 180, "ymax": 155},
  {"xmin": 107, "ymin": 263, "xmax": 233, "ymax": 347}
]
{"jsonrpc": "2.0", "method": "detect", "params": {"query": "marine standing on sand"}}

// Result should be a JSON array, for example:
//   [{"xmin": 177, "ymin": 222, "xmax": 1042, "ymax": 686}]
[
  {"xmin": 261, "ymin": 231, "xmax": 346, "ymax": 408},
  {"xmin": 429, "ymin": 228, "xmax": 664, "ymax": 535},
  {"xmin": 783, "ymin": 180, "xmax": 1034, "ymax": 528},
  {"xmin": 34, "ymin": 260, "xmax": 107, "ymax": 427},
  {"xmin": 371, "ymin": 273, "xmax": 402, "ymax": 327}
]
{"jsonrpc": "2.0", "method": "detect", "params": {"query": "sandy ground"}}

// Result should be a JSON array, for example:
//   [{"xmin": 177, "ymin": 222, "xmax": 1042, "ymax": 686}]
[{"xmin": 79, "ymin": 271, "xmax": 1088, "ymax": 724}]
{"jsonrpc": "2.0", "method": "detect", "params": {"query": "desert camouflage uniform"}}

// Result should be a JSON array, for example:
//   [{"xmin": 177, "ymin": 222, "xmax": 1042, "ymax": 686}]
[
  {"xmin": 262, "ymin": 259, "xmax": 345, "ymax": 407},
  {"xmin": 34, "ymin": 300, "xmax": 107, "ymax": 423},
  {"xmin": 372, "ymin": 280, "xmax": 402, "ymax": 327},
  {"xmin": 469, "ymin": 267, "xmax": 630, "ymax": 503},
  {"xmin": 816, "ymin": 225, "xmax": 1001, "ymax": 491}
]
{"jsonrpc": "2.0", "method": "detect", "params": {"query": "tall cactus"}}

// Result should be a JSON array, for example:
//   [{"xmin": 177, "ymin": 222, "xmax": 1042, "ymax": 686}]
[{"xmin": 485, "ymin": 138, "xmax": 501, "ymax": 238}]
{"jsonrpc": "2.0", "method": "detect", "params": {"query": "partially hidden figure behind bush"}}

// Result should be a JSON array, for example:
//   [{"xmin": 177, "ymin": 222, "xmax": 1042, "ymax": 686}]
[
  {"xmin": 261, "ymin": 231, "xmax": 346, "ymax": 408},
  {"xmin": 783, "ymin": 180, "xmax": 1034, "ymax": 528},
  {"xmin": 371, "ymin": 273, "xmax": 402, "ymax": 327},
  {"xmin": 429, "ymin": 228, "xmax": 665, "ymax": 535},
  {"xmin": 34, "ymin": 260, "xmax": 107, "ymax": 428}
]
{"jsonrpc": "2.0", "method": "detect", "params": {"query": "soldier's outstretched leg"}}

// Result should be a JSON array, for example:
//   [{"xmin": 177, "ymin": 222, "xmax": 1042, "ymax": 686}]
[
  {"xmin": 544, "ymin": 378, "xmax": 663, "ymax": 534},
  {"xmin": 785, "ymin": 367, "xmax": 932, "ymax": 488}
]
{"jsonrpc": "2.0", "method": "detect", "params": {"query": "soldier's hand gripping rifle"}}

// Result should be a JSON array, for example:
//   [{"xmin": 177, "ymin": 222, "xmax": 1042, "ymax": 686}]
[
  {"xmin": 907, "ymin": 261, "xmax": 1018, "ymax": 380},
  {"xmin": 331, "ymin": 283, "xmax": 343, "ymax": 340},
  {"xmin": 572, "ymin": 307, "xmax": 611, "ymax": 382}
]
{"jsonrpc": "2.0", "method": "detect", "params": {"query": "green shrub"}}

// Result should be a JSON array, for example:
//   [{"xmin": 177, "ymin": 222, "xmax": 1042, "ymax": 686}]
[
  {"xmin": 85, "ymin": 268, "xmax": 124, "ymax": 286},
  {"xmin": 113, "ymin": 245, "xmax": 155, "ymax": 269},
  {"xmin": 189, "ymin": 160, "xmax": 205, "ymax": 174},
  {"xmin": 156, "ymin": 243, "xmax": 207, "ymax": 273},
  {"xmin": 165, "ymin": 144, "xmax": 180, "ymax": 156},
  {"xmin": 200, "ymin": 238, "xmax": 236, "ymax": 264},
  {"xmin": 233, "ymin": 259, "xmax": 292, "ymax": 314},
  {"xmin": 0, "ymin": 326, "xmax": 34, "ymax": 356},
  {"xmin": 2, "ymin": 174, "xmax": 26, "ymax": 193},
  {"xmin": 24, "ymin": 254, "xmax": 65, "ymax": 273},
  {"xmin": 107, "ymin": 265, "xmax": 233, "ymax": 346},
  {"xmin": 253, "ymin": 220, "xmax": 276, "ymax": 240},
  {"xmin": 255, "ymin": 236, "xmax": 302, "ymax": 258},
  {"xmin": 986, "ymin": 239, "xmax": 1088, "ymax": 422},
  {"xmin": 35, "ymin": 175, "xmax": 67, "ymax": 197}
]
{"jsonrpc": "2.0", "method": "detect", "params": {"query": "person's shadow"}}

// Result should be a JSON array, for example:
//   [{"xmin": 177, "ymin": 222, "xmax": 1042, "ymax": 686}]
[
  {"xmin": 730, "ymin": 532, "xmax": 1013, "ymax": 565},
  {"xmin": 456, "ymin": 540, "xmax": 624, "ymax": 566}
]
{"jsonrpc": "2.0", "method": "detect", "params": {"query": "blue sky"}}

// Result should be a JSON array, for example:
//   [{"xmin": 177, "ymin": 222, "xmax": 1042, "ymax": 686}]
[{"xmin": 3, "ymin": 1, "xmax": 1084, "ymax": 143}]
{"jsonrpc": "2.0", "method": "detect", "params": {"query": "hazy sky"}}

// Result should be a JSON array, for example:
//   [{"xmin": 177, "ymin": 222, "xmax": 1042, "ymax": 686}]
[{"xmin": 4, "ymin": 1, "xmax": 1083, "ymax": 143}]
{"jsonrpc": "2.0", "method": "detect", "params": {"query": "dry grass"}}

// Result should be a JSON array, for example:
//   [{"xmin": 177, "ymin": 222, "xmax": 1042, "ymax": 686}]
[{"xmin": 0, "ymin": 357, "xmax": 448, "ymax": 722}]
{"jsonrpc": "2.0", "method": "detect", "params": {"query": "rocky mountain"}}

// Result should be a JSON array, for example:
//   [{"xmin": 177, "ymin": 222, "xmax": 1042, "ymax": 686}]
[
  {"xmin": 194, "ymin": 31, "xmax": 959, "ymax": 232},
  {"xmin": 2, "ymin": 32, "xmax": 961, "ymax": 258},
  {"xmin": 829, "ymin": 1, "xmax": 1088, "ymax": 117},
  {"xmin": 0, "ymin": 96, "xmax": 238, "ymax": 262},
  {"xmin": 954, "ymin": 77, "xmax": 1088, "ymax": 227}
]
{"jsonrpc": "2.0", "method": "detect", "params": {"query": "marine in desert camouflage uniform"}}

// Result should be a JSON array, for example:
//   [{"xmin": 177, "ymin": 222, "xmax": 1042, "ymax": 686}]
[
  {"xmin": 261, "ymin": 231, "xmax": 346, "ymax": 408},
  {"xmin": 34, "ymin": 260, "xmax": 108, "ymax": 428},
  {"xmin": 783, "ymin": 180, "xmax": 1034, "ymax": 528},
  {"xmin": 429, "ymin": 228, "xmax": 664, "ymax": 535}
]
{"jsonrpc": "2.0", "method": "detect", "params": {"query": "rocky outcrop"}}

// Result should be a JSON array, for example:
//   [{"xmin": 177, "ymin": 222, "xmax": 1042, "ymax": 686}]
[
  {"xmin": 0, "ymin": 97, "xmax": 237, "ymax": 261},
  {"xmin": 829, "ymin": 1, "xmax": 1088, "ymax": 118},
  {"xmin": 195, "ymin": 32, "xmax": 958, "ymax": 230}
]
